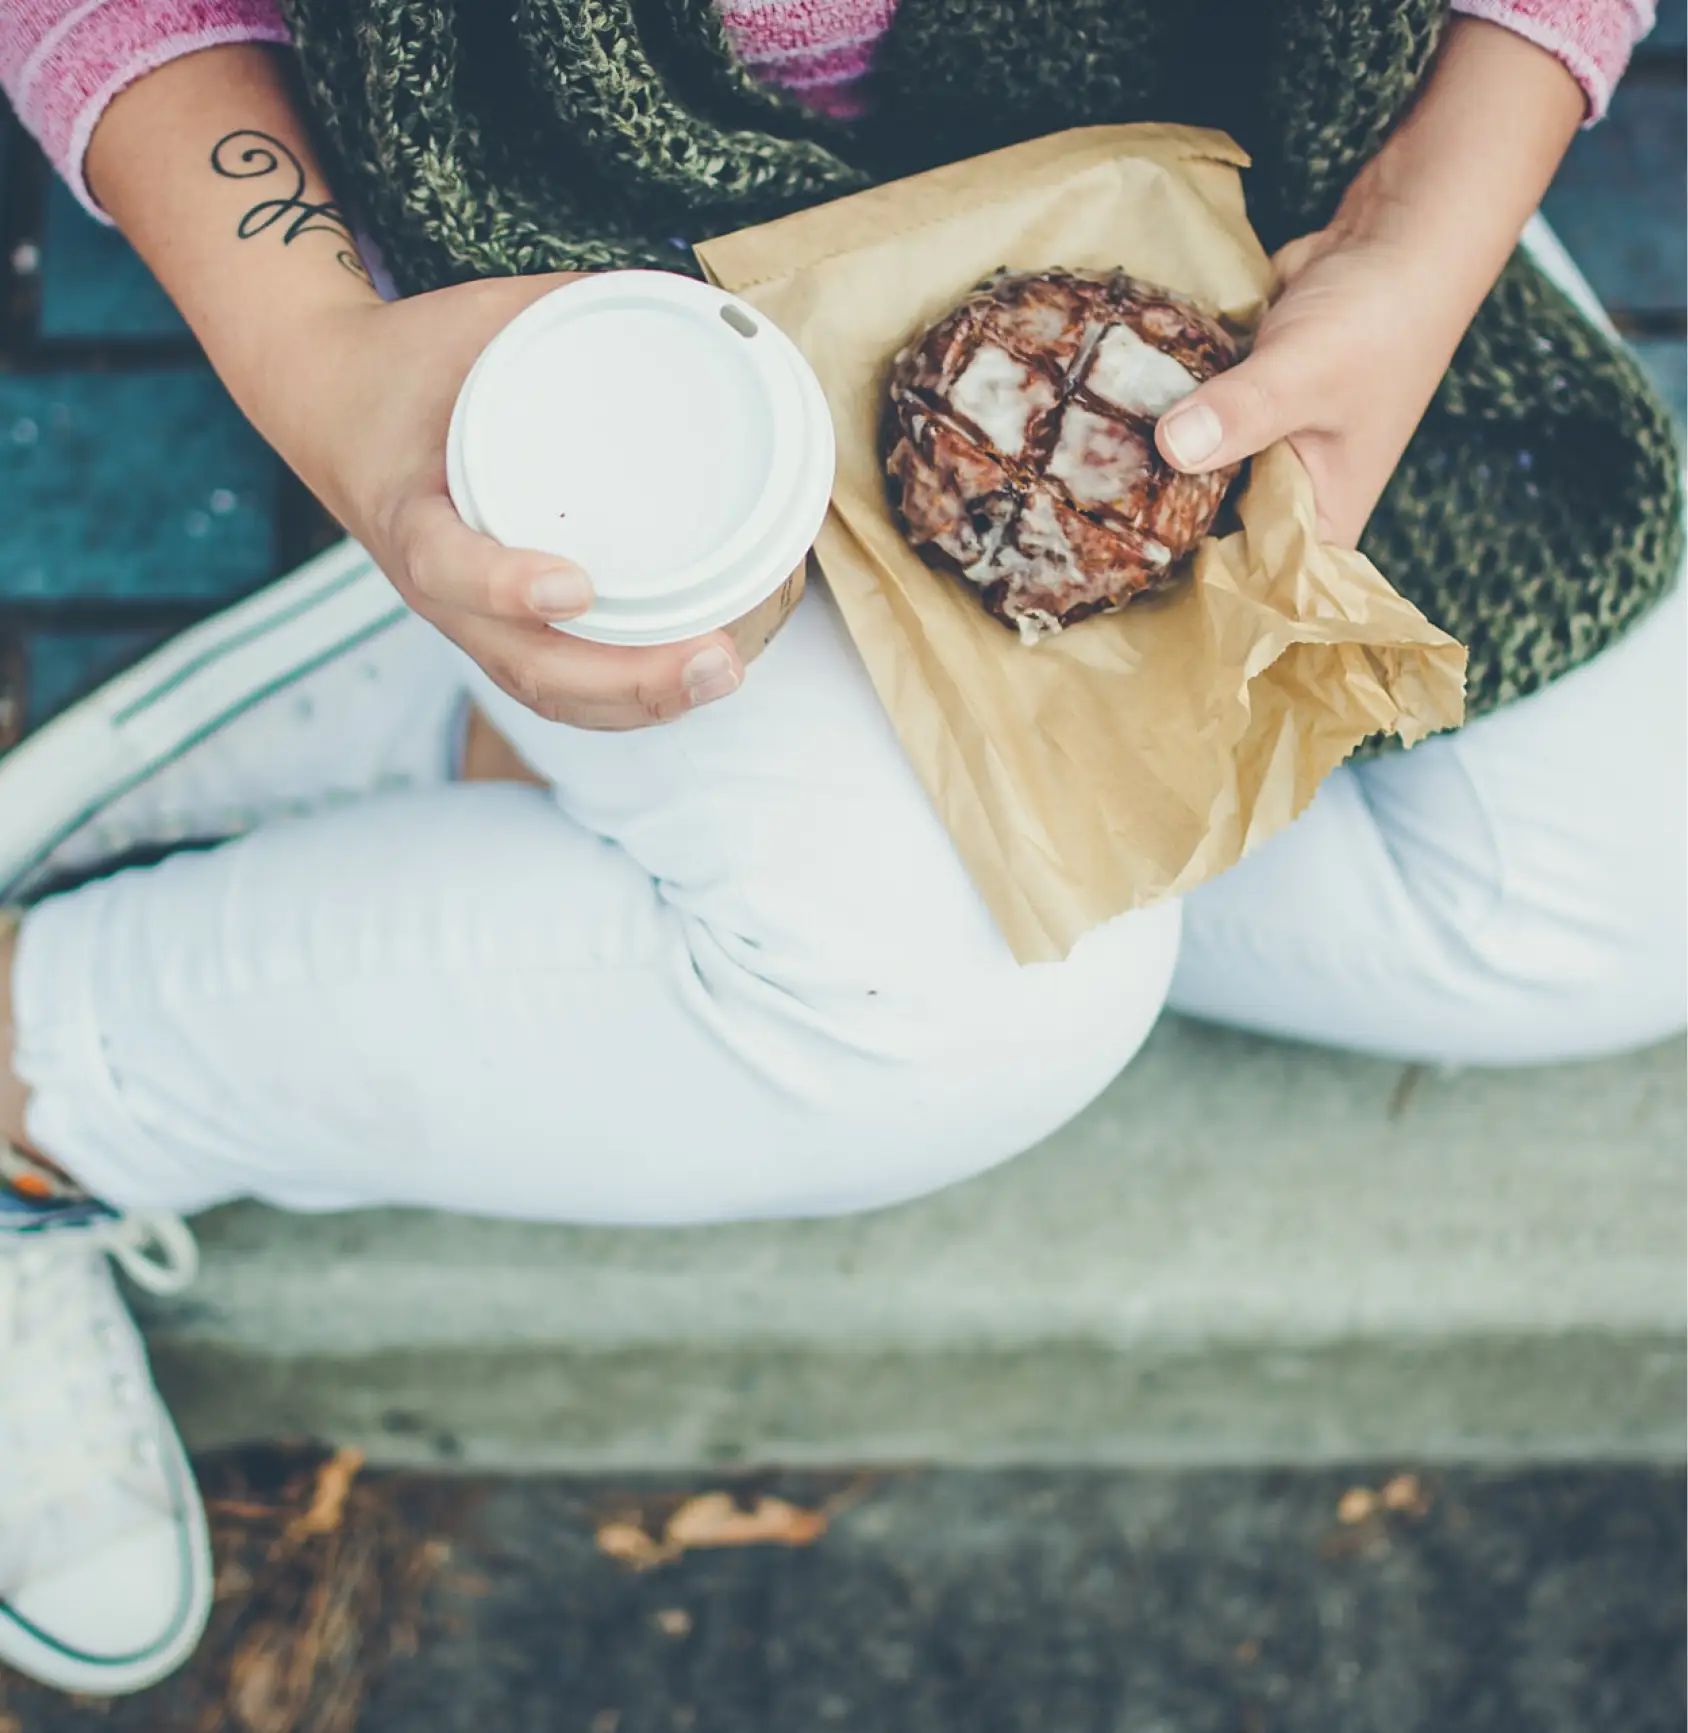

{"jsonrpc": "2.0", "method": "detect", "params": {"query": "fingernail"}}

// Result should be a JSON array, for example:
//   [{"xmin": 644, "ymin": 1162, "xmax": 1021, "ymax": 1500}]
[
  {"xmin": 1161, "ymin": 403, "xmax": 1223, "ymax": 469},
  {"xmin": 527, "ymin": 568, "xmax": 592, "ymax": 619},
  {"xmin": 683, "ymin": 646, "xmax": 740, "ymax": 707}
]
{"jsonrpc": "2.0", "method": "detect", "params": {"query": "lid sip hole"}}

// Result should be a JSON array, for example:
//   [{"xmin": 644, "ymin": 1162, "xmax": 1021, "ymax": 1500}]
[{"xmin": 720, "ymin": 305, "xmax": 759, "ymax": 339}]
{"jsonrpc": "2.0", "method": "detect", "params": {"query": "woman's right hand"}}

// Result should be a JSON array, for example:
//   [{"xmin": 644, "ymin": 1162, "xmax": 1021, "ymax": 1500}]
[{"xmin": 283, "ymin": 275, "xmax": 746, "ymax": 728}]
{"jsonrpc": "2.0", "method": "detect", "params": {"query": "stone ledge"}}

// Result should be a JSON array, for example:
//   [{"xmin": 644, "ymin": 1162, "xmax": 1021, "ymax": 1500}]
[{"xmin": 137, "ymin": 1019, "xmax": 1687, "ymax": 1469}]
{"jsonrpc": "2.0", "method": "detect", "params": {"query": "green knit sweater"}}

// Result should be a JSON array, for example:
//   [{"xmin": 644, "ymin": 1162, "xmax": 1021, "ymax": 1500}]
[{"xmin": 280, "ymin": 0, "xmax": 1683, "ymax": 727}]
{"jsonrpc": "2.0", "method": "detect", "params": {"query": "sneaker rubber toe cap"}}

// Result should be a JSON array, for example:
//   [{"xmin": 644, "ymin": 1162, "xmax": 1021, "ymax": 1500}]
[{"xmin": 5, "ymin": 1516, "xmax": 208, "ymax": 1688}]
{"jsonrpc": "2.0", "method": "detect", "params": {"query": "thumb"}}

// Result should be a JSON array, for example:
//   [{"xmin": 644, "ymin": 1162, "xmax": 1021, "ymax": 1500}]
[
  {"xmin": 1155, "ymin": 339, "xmax": 1311, "ymax": 475},
  {"xmin": 397, "ymin": 491, "xmax": 595, "ymax": 625}
]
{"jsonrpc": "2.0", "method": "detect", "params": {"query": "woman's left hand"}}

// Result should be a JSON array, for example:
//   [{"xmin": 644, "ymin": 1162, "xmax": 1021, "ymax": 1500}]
[
  {"xmin": 1154, "ymin": 16, "xmax": 1588, "ymax": 549},
  {"xmin": 1154, "ymin": 223, "xmax": 1454, "ymax": 549}
]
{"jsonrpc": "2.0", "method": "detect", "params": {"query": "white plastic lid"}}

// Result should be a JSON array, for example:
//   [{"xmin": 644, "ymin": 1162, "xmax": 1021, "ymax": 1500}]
[{"xmin": 447, "ymin": 272, "xmax": 835, "ymax": 645}]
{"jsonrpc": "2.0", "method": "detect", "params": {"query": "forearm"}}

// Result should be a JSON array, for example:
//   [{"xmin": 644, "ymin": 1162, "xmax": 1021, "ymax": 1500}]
[
  {"xmin": 1333, "ymin": 18, "xmax": 1586, "ymax": 331},
  {"xmin": 84, "ymin": 44, "xmax": 382, "ymax": 519}
]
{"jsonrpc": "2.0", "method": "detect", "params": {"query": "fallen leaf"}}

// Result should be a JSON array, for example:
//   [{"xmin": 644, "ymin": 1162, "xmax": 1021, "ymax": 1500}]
[
  {"xmin": 655, "ymin": 1608, "xmax": 693, "ymax": 1638},
  {"xmin": 595, "ymin": 1520, "xmax": 683, "ymax": 1571},
  {"xmin": 163, "ymin": 1444, "xmax": 472, "ymax": 1733},
  {"xmin": 229, "ymin": 1639, "xmax": 293, "ymax": 1733},
  {"xmin": 1234, "ymin": 1639, "xmax": 1260, "ymax": 1665},
  {"xmin": 664, "ymin": 1492, "xmax": 828, "ymax": 1551},
  {"xmin": 0, "ymin": 1714, "xmax": 21, "ymax": 1733},
  {"xmin": 590, "ymin": 1712, "xmax": 622, "ymax": 1733},
  {"xmin": 596, "ymin": 1491, "xmax": 831, "ymax": 1570},
  {"xmin": 208, "ymin": 1500, "xmax": 286, "ymax": 1521},
  {"xmin": 1382, "ymin": 1473, "xmax": 1430, "ymax": 1515},
  {"xmin": 287, "ymin": 1447, "xmax": 367, "ymax": 1542},
  {"xmin": 1336, "ymin": 1487, "xmax": 1378, "ymax": 1525}
]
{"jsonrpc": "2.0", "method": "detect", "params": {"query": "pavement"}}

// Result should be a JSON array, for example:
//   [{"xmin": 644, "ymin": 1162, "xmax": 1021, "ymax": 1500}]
[{"xmin": 0, "ymin": 1454, "xmax": 1681, "ymax": 1733}]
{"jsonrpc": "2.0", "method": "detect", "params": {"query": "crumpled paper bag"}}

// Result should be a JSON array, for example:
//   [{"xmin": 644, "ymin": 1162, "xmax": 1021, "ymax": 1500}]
[{"xmin": 698, "ymin": 124, "xmax": 1466, "ymax": 962}]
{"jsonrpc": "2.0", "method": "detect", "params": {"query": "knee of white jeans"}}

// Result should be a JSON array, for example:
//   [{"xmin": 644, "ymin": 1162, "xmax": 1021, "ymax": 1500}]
[
  {"xmin": 1525, "ymin": 923, "xmax": 1685, "ymax": 1060},
  {"xmin": 1434, "ymin": 880, "xmax": 1687, "ymax": 1065},
  {"xmin": 767, "ymin": 902, "xmax": 1183, "ymax": 1216},
  {"xmin": 1474, "ymin": 801, "xmax": 1686, "ymax": 1063}
]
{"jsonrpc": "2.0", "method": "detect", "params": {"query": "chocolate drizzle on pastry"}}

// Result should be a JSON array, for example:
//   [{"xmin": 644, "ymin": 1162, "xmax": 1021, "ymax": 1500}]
[{"xmin": 884, "ymin": 269, "xmax": 1242, "ymax": 640}]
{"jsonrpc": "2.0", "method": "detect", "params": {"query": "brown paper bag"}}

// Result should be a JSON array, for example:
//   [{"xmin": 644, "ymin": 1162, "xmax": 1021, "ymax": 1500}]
[{"xmin": 697, "ymin": 124, "xmax": 1466, "ymax": 963}]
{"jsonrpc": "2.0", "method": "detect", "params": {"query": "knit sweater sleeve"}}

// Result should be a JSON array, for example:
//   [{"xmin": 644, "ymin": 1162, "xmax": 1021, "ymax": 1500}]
[
  {"xmin": 1450, "ymin": 0, "xmax": 1656, "ymax": 119},
  {"xmin": 0, "ymin": 0, "xmax": 293, "ymax": 221}
]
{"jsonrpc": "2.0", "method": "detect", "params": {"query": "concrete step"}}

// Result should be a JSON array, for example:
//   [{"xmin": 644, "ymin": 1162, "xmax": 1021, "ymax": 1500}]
[{"xmin": 134, "ymin": 1018, "xmax": 1688, "ymax": 1472}]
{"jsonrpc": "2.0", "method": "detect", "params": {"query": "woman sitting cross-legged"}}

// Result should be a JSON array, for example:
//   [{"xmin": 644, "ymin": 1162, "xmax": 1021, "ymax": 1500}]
[{"xmin": 0, "ymin": 0, "xmax": 1680, "ymax": 1695}]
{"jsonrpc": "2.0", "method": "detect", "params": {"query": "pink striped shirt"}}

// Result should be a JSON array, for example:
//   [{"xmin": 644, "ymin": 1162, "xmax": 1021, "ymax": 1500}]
[
  {"xmin": 717, "ymin": 0, "xmax": 898, "ymax": 117},
  {"xmin": 0, "ymin": 0, "xmax": 1660, "ymax": 220}
]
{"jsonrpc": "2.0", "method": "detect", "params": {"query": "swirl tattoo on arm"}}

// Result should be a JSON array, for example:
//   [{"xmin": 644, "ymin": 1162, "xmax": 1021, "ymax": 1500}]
[{"xmin": 210, "ymin": 130, "xmax": 373, "ymax": 284}]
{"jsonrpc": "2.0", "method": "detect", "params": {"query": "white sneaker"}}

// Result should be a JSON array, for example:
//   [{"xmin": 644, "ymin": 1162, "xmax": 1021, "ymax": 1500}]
[
  {"xmin": 0, "ymin": 1214, "xmax": 213, "ymax": 1696},
  {"xmin": 0, "ymin": 540, "xmax": 461, "ymax": 904}
]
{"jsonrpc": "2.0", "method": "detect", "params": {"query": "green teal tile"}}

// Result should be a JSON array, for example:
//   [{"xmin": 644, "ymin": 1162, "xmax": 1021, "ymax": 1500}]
[
  {"xmin": 1543, "ymin": 81, "xmax": 1686, "ymax": 315},
  {"xmin": 38, "ymin": 176, "xmax": 187, "ymax": 339},
  {"xmin": 1633, "ymin": 338, "xmax": 1686, "ymax": 427},
  {"xmin": 1648, "ymin": 1, "xmax": 1685, "ymax": 51},
  {"xmin": 0, "ymin": 371, "xmax": 278, "ymax": 604},
  {"xmin": 24, "ymin": 627, "xmax": 173, "ymax": 729}
]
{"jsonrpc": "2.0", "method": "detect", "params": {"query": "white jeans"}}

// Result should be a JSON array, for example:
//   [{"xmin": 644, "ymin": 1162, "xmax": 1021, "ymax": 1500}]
[{"xmin": 14, "ymin": 561, "xmax": 1684, "ymax": 1226}]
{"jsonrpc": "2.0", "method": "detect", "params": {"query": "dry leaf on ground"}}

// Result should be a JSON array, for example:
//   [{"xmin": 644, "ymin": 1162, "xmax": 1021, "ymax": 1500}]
[
  {"xmin": 596, "ymin": 1489, "xmax": 837, "ymax": 1570},
  {"xmin": 667, "ymin": 1493, "xmax": 829, "ymax": 1551},
  {"xmin": 174, "ymin": 1446, "xmax": 466, "ymax": 1733},
  {"xmin": 229, "ymin": 1641, "xmax": 292, "ymax": 1733},
  {"xmin": 1382, "ymin": 1473, "xmax": 1432, "ymax": 1515},
  {"xmin": 287, "ymin": 1448, "xmax": 367, "ymax": 1542},
  {"xmin": 1336, "ymin": 1487, "xmax": 1378, "ymax": 1525},
  {"xmin": 595, "ymin": 1521, "xmax": 683, "ymax": 1571},
  {"xmin": 1338, "ymin": 1473, "xmax": 1432, "ymax": 1527}
]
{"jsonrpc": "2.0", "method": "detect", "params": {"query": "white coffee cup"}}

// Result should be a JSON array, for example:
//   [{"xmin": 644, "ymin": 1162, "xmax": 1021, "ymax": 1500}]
[{"xmin": 447, "ymin": 271, "xmax": 835, "ymax": 662}]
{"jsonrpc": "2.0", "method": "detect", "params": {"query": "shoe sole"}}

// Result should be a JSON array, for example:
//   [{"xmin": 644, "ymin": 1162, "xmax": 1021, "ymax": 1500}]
[
  {"xmin": 0, "ymin": 541, "xmax": 406, "ymax": 903},
  {"xmin": 0, "ymin": 1404, "xmax": 213, "ymax": 1695}
]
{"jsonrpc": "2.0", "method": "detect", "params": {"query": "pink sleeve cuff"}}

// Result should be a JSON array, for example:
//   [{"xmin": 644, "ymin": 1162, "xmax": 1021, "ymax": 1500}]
[
  {"xmin": 1450, "ymin": 0, "xmax": 1657, "ymax": 122},
  {"xmin": 1, "ymin": 0, "xmax": 292, "ymax": 223}
]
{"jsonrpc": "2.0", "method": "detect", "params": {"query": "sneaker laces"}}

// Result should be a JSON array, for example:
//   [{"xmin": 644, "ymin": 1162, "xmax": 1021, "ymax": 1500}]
[
  {"xmin": 0, "ymin": 1213, "xmax": 198, "ymax": 1584},
  {"xmin": 85, "ymin": 1211, "xmax": 199, "ymax": 1296}
]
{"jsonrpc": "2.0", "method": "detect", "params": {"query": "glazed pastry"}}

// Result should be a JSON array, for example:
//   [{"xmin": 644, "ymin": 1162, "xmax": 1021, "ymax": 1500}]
[{"xmin": 885, "ymin": 269, "xmax": 1242, "ymax": 641}]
